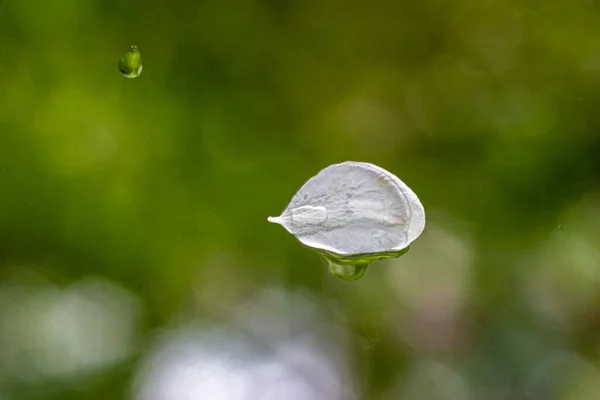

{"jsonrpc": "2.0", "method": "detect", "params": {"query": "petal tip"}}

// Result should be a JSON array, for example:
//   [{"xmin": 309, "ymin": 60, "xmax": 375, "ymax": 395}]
[{"xmin": 267, "ymin": 216, "xmax": 282, "ymax": 224}]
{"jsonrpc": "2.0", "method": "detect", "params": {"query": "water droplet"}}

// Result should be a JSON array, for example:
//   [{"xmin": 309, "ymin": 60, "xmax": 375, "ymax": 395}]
[
  {"xmin": 326, "ymin": 259, "xmax": 369, "ymax": 281},
  {"xmin": 319, "ymin": 246, "xmax": 410, "ymax": 281},
  {"xmin": 118, "ymin": 45, "xmax": 143, "ymax": 78}
]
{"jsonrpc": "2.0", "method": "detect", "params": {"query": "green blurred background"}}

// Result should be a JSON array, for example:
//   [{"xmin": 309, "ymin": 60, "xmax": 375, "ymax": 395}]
[{"xmin": 2, "ymin": 0, "xmax": 600, "ymax": 399}]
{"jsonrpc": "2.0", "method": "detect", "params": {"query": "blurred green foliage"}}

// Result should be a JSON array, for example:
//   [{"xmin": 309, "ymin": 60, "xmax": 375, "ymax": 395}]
[{"xmin": 1, "ymin": 0, "xmax": 600, "ymax": 399}]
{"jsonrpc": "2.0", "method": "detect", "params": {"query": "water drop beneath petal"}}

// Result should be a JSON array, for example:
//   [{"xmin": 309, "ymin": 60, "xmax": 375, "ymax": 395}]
[
  {"xmin": 326, "ymin": 258, "xmax": 369, "ymax": 281},
  {"xmin": 319, "ymin": 246, "xmax": 410, "ymax": 281}
]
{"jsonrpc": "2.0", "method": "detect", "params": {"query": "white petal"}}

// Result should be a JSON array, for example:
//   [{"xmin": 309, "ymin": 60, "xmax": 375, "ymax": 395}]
[{"xmin": 270, "ymin": 161, "xmax": 425, "ymax": 255}]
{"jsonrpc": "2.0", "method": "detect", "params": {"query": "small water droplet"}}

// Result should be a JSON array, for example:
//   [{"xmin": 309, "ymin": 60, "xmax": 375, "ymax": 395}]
[
  {"xmin": 326, "ymin": 258, "xmax": 369, "ymax": 281},
  {"xmin": 118, "ymin": 45, "xmax": 143, "ymax": 78},
  {"xmin": 318, "ymin": 246, "xmax": 410, "ymax": 281}
]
